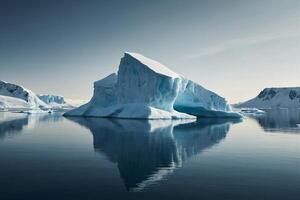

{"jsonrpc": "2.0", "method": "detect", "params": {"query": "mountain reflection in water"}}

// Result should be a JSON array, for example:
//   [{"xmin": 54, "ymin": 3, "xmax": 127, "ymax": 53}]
[
  {"xmin": 0, "ymin": 112, "xmax": 63, "ymax": 139},
  {"xmin": 0, "ymin": 112, "xmax": 29, "ymax": 139},
  {"xmin": 68, "ymin": 117, "xmax": 241, "ymax": 191},
  {"xmin": 249, "ymin": 109, "xmax": 300, "ymax": 133}
]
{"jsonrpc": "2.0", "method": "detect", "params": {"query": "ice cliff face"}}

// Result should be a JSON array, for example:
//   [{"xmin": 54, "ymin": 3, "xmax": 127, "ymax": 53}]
[
  {"xmin": 0, "ymin": 81, "xmax": 48, "ymax": 109},
  {"xmin": 64, "ymin": 52, "xmax": 241, "ymax": 119},
  {"xmin": 237, "ymin": 87, "xmax": 300, "ymax": 109},
  {"xmin": 37, "ymin": 94, "xmax": 76, "ymax": 110},
  {"xmin": 38, "ymin": 94, "xmax": 86, "ymax": 109},
  {"xmin": 173, "ymin": 80, "xmax": 239, "ymax": 117},
  {"xmin": 38, "ymin": 95, "xmax": 66, "ymax": 105}
]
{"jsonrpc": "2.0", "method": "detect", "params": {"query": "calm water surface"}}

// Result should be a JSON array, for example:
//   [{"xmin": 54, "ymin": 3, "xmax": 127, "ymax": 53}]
[{"xmin": 0, "ymin": 110, "xmax": 300, "ymax": 200}]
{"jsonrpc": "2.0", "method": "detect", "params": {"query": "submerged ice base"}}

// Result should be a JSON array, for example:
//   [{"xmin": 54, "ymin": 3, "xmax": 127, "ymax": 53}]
[{"xmin": 65, "ymin": 52, "xmax": 241, "ymax": 119}]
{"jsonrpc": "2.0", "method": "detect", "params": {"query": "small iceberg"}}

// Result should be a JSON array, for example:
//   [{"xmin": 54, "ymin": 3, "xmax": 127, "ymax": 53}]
[
  {"xmin": 19, "ymin": 109, "xmax": 53, "ymax": 115},
  {"xmin": 240, "ymin": 108, "xmax": 265, "ymax": 115}
]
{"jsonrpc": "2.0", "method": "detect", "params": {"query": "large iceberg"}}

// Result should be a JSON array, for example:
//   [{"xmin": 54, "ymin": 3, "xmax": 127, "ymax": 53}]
[{"xmin": 64, "ymin": 52, "xmax": 241, "ymax": 119}]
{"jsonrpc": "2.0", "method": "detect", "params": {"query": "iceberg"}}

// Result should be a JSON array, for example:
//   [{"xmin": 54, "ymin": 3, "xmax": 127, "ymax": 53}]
[
  {"xmin": 173, "ymin": 79, "xmax": 241, "ymax": 118},
  {"xmin": 38, "ymin": 94, "xmax": 66, "ymax": 105},
  {"xmin": 37, "ymin": 94, "xmax": 76, "ymax": 110},
  {"xmin": 64, "ymin": 52, "xmax": 241, "ymax": 119},
  {"xmin": 239, "ymin": 108, "xmax": 265, "ymax": 115}
]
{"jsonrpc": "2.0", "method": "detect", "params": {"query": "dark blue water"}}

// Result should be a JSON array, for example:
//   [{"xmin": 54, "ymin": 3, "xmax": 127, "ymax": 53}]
[{"xmin": 0, "ymin": 110, "xmax": 300, "ymax": 200}]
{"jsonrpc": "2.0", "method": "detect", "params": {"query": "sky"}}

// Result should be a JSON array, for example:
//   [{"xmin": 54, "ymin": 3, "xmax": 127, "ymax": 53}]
[{"xmin": 0, "ymin": 0, "xmax": 300, "ymax": 103}]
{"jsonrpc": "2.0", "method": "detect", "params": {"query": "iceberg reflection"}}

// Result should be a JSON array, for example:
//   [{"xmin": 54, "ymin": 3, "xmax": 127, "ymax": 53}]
[
  {"xmin": 68, "ymin": 117, "xmax": 241, "ymax": 191},
  {"xmin": 0, "ymin": 112, "xmax": 63, "ymax": 139},
  {"xmin": 0, "ymin": 112, "xmax": 29, "ymax": 139}
]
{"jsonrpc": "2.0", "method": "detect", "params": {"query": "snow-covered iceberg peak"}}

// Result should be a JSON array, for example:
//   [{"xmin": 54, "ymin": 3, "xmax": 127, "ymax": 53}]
[
  {"xmin": 124, "ymin": 52, "xmax": 179, "ymax": 78},
  {"xmin": 117, "ymin": 52, "xmax": 187, "ymax": 112},
  {"xmin": 64, "ymin": 52, "xmax": 241, "ymax": 119}
]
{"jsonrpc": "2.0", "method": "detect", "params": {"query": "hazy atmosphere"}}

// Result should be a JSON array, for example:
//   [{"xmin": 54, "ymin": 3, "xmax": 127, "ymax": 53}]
[
  {"xmin": 1, "ymin": 0, "xmax": 300, "ymax": 103},
  {"xmin": 1, "ymin": 1, "xmax": 300, "ymax": 200}
]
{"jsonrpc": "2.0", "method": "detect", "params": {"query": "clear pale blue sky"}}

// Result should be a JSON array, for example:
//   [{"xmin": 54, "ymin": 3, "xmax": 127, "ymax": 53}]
[{"xmin": 1, "ymin": 0, "xmax": 300, "ymax": 103}]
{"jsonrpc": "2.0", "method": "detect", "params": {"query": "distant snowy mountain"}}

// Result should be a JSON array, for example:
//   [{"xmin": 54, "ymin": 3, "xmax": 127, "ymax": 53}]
[
  {"xmin": 237, "ymin": 87, "xmax": 300, "ymax": 109},
  {"xmin": 0, "ymin": 80, "xmax": 85, "ymax": 111},
  {"xmin": 37, "ymin": 94, "xmax": 76, "ymax": 110},
  {"xmin": 65, "ymin": 52, "xmax": 241, "ymax": 119},
  {"xmin": 0, "ymin": 81, "xmax": 48, "ymax": 109},
  {"xmin": 38, "ymin": 94, "xmax": 66, "ymax": 105}
]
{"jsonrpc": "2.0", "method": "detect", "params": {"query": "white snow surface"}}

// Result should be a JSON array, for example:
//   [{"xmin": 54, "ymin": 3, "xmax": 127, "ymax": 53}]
[
  {"xmin": 65, "ymin": 52, "xmax": 241, "ymax": 119},
  {"xmin": 237, "ymin": 87, "xmax": 300, "ymax": 109},
  {"xmin": 0, "ymin": 81, "xmax": 48, "ymax": 109},
  {"xmin": 125, "ymin": 52, "xmax": 179, "ymax": 78},
  {"xmin": 0, "ymin": 95, "xmax": 30, "ymax": 109}
]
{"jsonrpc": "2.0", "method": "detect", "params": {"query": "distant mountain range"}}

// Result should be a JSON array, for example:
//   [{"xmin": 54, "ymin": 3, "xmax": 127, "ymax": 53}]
[
  {"xmin": 236, "ymin": 87, "xmax": 300, "ymax": 109},
  {"xmin": 0, "ymin": 80, "xmax": 83, "ymax": 110},
  {"xmin": 1, "ymin": 78, "xmax": 298, "ymax": 112}
]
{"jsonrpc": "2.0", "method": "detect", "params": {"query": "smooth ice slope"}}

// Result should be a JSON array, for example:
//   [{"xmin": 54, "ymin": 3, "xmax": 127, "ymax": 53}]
[
  {"xmin": 237, "ymin": 87, "xmax": 300, "ymax": 109},
  {"xmin": 0, "ymin": 95, "xmax": 31, "ymax": 109},
  {"xmin": 0, "ymin": 81, "xmax": 48, "ymax": 109},
  {"xmin": 65, "ymin": 52, "xmax": 240, "ymax": 119}
]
